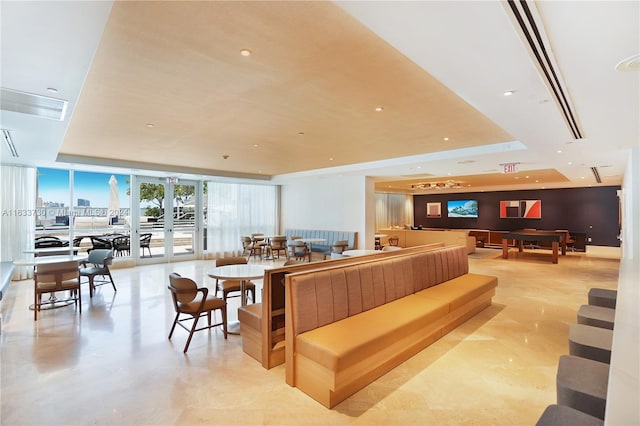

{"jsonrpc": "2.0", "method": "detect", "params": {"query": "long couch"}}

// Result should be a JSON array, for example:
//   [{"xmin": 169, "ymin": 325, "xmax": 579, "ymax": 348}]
[
  {"xmin": 284, "ymin": 229, "xmax": 357, "ymax": 254},
  {"xmin": 284, "ymin": 245, "xmax": 497, "ymax": 408}
]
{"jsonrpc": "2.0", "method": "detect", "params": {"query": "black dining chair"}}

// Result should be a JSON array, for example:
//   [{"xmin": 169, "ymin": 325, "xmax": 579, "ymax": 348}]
[
  {"xmin": 89, "ymin": 236, "xmax": 112, "ymax": 253},
  {"xmin": 140, "ymin": 233, "xmax": 152, "ymax": 257}
]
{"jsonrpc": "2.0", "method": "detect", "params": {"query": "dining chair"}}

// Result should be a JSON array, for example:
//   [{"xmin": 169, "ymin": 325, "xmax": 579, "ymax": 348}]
[
  {"xmin": 269, "ymin": 236, "xmax": 288, "ymax": 259},
  {"xmin": 112, "ymin": 236, "xmax": 130, "ymax": 257},
  {"xmin": 324, "ymin": 239, "xmax": 348, "ymax": 259},
  {"xmin": 168, "ymin": 272, "xmax": 227, "ymax": 353},
  {"xmin": 79, "ymin": 249, "xmax": 116, "ymax": 297},
  {"xmin": 89, "ymin": 236, "xmax": 112, "ymax": 253},
  {"xmin": 241, "ymin": 236, "xmax": 253, "ymax": 257},
  {"xmin": 33, "ymin": 260, "xmax": 81, "ymax": 321},
  {"xmin": 213, "ymin": 257, "xmax": 256, "ymax": 304},
  {"xmin": 139, "ymin": 233, "xmax": 152, "ymax": 257},
  {"xmin": 250, "ymin": 233, "xmax": 267, "ymax": 259},
  {"xmin": 288, "ymin": 240, "xmax": 311, "ymax": 262}
]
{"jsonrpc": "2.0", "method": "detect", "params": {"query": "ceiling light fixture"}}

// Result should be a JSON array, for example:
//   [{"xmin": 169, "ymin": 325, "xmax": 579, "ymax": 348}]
[
  {"xmin": 46, "ymin": 87, "xmax": 58, "ymax": 93},
  {"xmin": 411, "ymin": 180, "xmax": 462, "ymax": 190},
  {"xmin": 146, "ymin": 123, "xmax": 154, "ymax": 128},
  {"xmin": 443, "ymin": 137, "xmax": 449, "ymax": 141},
  {"xmin": 240, "ymin": 49, "xmax": 252, "ymax": 57},
  {"xmin": 375, "ymin": 106, "xmax": 383, "ymax": 112},
  {"xmin": 2, "ymin": 129, "xmax": 18, "ymax": 157},
  {"xmin": 503, "ymin": 90, "xmax": 516, "ymax": 96},
  {"xmin": 253, "ymin": 144, "xmax": 259, "ymax": 148}
]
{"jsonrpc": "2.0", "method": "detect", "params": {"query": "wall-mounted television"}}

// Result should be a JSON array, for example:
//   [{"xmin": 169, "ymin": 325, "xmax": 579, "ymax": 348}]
[{"xmin": 447, "ymin": 200, "xmax": 478, "ymax": 218}]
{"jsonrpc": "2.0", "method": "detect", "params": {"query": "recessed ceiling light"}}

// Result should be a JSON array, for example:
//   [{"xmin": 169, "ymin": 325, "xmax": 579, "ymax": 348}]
[
  {"xmin": 253, "ymin": 144, "xmax": 259, "ymax": 148},
  {"xmin": 146, "ymin": 123, "xmax": 154, "ymax": 128},
  {"xmin": 375, "ymin": 106, "xmax": 383, "ymax": 112},
  {"xmin": 568, "ymin": 161, "xmax": 573, "ymax": 165},
  {"xmin": 417, "ymin": 165, "xmax": 421, "ymax": 169},
  {"xmin": 525, "ymin": 175, "xmax": 530, "ymax": 179},
  {"xmin": 515, "ymin": 176, "xmax": 519, "ymax": 180},
  {"xmin": 581, "ymin": 176, "xmax": 585, "ymax": 179},
  {"xmin": 503, "ymin": 90, "xmax": 516, "ymax": 96},
  {"xmin": 329, "ymin": 157, "xmax": 334, "ymax": 161},
  {"xmin": 556, "ymin": 150, "xmax": 562, "ymax": 154},
  {"xmin": 240, "ymin": 49, "xmax": 252, "ymax": 56},
  {"xmin": 443, "ymin": 137, "xmax": 449, "ymax": 141},
  {"xmin": 297, "ymin": 132, "xmax": 305, "ymax": 136},
  {"xmin": 46, "ymin": 87, "xmax": 58, "ymax": 93},
  {"xmin": 535, "ymin": 180, "xmax": 539, "ymax": 183}
]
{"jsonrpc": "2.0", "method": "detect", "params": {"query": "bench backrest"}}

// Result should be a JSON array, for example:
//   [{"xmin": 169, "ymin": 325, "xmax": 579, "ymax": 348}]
[{"xmin": 286, "ymin": 245, "xmax": 468, "ymax": 336}]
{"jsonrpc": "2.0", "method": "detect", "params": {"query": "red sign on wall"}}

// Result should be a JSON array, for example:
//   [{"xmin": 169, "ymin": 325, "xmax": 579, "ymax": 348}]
[{"xmin": 501, "ymin": 163, "xmax": 519, "ymax": 174}]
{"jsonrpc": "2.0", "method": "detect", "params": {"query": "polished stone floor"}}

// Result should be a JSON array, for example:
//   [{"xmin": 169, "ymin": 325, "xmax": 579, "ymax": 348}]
[{"xmin": 0, "ymin": 248, "xmax": 620, "ymax": 425}]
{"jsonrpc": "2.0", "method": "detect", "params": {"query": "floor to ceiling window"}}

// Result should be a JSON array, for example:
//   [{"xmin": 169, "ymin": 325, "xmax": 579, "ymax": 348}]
[
  {"xmin": 205, "ymin": 181, "xmax": 278, "ymax": 258},
  {"xmin": 36, "ymin": 168, "xmax": 131, "ymax": 256}
]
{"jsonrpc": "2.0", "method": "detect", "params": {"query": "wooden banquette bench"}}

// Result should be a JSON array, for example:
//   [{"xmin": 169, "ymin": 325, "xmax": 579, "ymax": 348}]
[
  {"xmin": 283, "ymin": 245, "xmax": 498, "ymax": 408},
  {"xmin": 238, "ymin": 244, "xmax": 446, "ymax": 369}
]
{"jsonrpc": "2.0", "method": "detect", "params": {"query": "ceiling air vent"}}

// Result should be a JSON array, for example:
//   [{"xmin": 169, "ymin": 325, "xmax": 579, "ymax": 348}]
[
  {"xmin": 2, "ymin": 129, "xmax": 18, "ymax": 158},
  {"xmin": 505, "ymin": 0, "xmax": 584, "ymax": 140},
  {"xmin": 590, "ymin": 166, "xmax": 602, "ymax": 183},
  {"xmin": 0, "ymin": 87, "xmax": 68, "ymax": 121}
]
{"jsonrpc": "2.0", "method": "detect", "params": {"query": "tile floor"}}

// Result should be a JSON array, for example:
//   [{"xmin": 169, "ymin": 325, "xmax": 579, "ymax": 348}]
[{"xmin": 0, "ymin": 248, "xmax": 620, "ymax": 425}]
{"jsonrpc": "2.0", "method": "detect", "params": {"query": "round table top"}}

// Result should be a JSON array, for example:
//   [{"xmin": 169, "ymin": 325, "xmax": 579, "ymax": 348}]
[
  {"xmin": 13, "ymin": 254, "xmax": 88, "ymax": 266},
  {"xmin": 299, "ymin": 238, "xmax": 326, "ymax": 243},
  {"xmin": 207, "ymin": 264, "xmax": 269, "ymax": 280},
  {"xmin": 342, "ymin": 249, "xmax": 380, "ymax": 257}
]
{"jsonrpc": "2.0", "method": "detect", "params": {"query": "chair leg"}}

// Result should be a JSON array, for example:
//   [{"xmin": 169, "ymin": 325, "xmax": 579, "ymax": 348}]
[
  {"xmin": 34, "ymin": 291, "xmax": 38, "ymax": 321},
  {"xmin": 184, "ymin": 314, "xmax": 199, "ymax": 353},
  {"xmin": 168, "ymin": 313, "xmax": 180, "ymax": 339},
  {"xmin": 221, "ymin": 306, "xmax": 227, "ymax": 339},
  {"xmin": 107, "ymin": 271, "xmax": 117, "ymax": 292},
  {"xmin": 88, "ymin": 276, "xmax": 94, "ymax": 298}
]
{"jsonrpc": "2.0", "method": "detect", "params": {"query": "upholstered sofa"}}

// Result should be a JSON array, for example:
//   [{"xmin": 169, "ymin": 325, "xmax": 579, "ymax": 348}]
[{"xmin": 284, "ymin": 245, "xmax": 497, "ymax": 408}]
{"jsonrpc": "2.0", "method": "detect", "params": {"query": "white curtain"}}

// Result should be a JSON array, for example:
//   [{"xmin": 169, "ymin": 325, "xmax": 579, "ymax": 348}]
[
  {"xmin": 205, "ymin": 182, "xmax": 277, "ymax": 258},
  {"xmin": 375, "ymin": 193, "xmax": 413, "ymax": 230},
  {"xmin": 0, "ymin": 166, "xmax": 36, "ymax": 280}
]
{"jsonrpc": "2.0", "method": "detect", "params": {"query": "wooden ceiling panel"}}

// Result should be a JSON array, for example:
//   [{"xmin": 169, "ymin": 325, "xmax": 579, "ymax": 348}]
[{"xmin": 59, "ymin": 1, "xmax": 513, "ymax": 176}]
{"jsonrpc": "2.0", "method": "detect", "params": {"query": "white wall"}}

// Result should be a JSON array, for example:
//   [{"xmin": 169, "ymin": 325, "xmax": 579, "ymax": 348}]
[
  {"xmin": 606, "ymin": 146, "xmax": 640, "ymax": 425},
  {"xmin": 280, "ymin": 175, "xmax": 375, "ymax": 249}
]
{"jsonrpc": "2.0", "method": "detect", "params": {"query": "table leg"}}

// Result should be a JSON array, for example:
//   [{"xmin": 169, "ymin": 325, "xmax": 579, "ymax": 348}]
[
  {"xmin": 502, "ymin": 239, "xmax": 509, "ymax": 259},
  {"xmin": 518, "ymin": 240, "xmax": 524, "ymax": 252},
  {"xmin": 552, "ymin": 242, "xmax": 559, "ymax": 264},
  {"xmin": 227, "ymin": 278, "xmax": 248, "ymax": 335}
]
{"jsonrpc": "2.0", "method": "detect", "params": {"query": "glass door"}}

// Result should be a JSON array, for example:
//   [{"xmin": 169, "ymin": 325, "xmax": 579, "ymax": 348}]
[
  {"xmin": 134, "ymin": 176, "xmax": 169, "ymax": 263},
  {"xmin": 132, "ymin": 176, "xmax": 201, "ymax": 263},
  {"xmin": 171, "ymin": 179, "xmax": 200, "ymax": 260}
]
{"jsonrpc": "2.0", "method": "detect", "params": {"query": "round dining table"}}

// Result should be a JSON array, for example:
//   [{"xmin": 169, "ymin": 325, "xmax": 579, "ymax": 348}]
[{"xmin": 207, "ymin": 264, "xmax": 270, "ymax": 335}]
